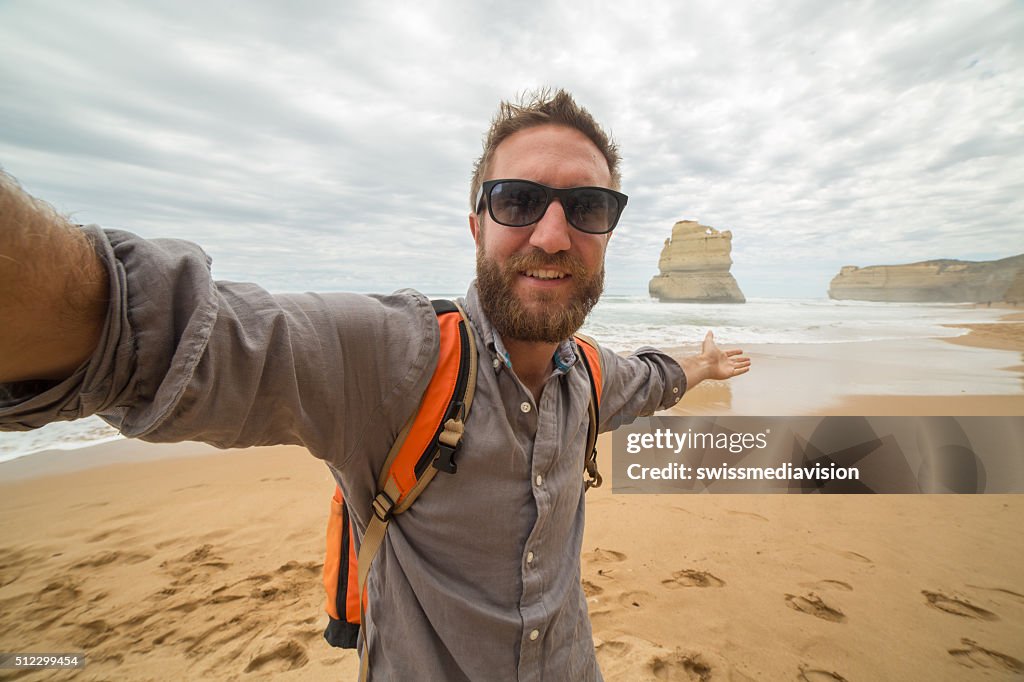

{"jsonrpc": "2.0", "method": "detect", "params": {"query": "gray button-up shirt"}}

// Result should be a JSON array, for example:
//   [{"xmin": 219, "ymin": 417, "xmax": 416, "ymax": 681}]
[{"xmin": 0, "ymin": 228, "xmax": 686, "ymax": 681}]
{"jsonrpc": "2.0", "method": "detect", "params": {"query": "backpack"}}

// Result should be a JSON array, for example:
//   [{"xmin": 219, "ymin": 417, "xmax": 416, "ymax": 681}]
[{"xmin": 321, "ymin": 299, "xmax": 604, "ymax": 678}]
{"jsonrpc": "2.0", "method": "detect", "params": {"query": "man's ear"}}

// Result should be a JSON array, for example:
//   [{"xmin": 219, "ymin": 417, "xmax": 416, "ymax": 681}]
[{"xmin": 469, "ymin": 211, "xmax": 481, "ymax": 245}]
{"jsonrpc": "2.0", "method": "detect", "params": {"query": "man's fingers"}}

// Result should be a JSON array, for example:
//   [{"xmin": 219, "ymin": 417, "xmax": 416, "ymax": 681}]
[{"xmin": 725, "ymin": 348, "xmax": 744, "ymax": 357}]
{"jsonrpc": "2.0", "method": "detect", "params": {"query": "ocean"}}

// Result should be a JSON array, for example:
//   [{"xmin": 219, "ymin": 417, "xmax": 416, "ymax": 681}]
[{"xmin": 0, "ymin": 296, "xmax": 1010, "ymax": 464}]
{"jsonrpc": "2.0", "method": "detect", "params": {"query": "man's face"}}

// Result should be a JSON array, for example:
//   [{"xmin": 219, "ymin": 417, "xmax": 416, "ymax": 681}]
[{"xmin": 469, "ymin": 124, "xmax": 613, "ymax": 343}]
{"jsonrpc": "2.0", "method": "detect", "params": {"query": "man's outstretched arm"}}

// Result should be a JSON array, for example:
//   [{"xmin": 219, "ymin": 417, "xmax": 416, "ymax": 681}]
[{"xmin": 0, "ymin": 170, "xmax": 108, "ymax": 382}]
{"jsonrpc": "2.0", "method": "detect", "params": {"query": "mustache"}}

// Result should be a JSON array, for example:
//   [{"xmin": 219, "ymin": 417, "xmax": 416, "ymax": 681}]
[{"xmin": 504, "ymin": 249, "xmax": 588, "ymax": 278}]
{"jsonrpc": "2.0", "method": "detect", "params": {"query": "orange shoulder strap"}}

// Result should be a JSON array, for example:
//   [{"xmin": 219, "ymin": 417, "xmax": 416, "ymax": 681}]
[
  {"xmin": 355, "ymin": 299, "xmax": 477, "ymax": 681},
  {"xmin": 573, "ymin": 333, "xmax": 603, "ymax": 490},
  {"xmin": 378, "ymin": 300, "xmax": 477, "ymax": 510},
  {"xmin": 323, "ymin": 299, "xmax": 478, "ymax": 662}
]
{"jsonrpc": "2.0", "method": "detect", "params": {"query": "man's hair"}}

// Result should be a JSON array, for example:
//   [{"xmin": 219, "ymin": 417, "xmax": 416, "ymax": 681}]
[{"xmin": 470, "ymin": 88, "xmax": 621, "ymax": 210}]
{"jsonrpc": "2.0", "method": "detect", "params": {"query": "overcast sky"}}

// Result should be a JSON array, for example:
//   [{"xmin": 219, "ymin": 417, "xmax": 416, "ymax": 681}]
[{"xmin": 2, "ymin": 0, "xmax": 1021, "ymax": 297}]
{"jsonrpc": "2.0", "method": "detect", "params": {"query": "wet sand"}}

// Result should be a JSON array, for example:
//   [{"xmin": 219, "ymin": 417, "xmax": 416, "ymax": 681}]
[{"xmin": 669, "ymin": 314, "xmax": 1024, "ymax": 417}]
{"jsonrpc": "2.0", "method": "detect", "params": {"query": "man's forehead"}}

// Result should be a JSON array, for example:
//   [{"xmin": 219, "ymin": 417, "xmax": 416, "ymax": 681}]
[{"xmin": 488, "ymin": 124, "xmax": 612, "ymax": 187}]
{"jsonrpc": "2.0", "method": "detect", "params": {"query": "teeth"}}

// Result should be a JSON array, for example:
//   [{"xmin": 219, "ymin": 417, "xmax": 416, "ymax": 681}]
[{"xmin": 525, "ymin": 270, "xmax": 567, "ymax": 280}]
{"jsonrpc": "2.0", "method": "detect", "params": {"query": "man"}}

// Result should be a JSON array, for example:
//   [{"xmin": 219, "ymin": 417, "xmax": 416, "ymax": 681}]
[{"xmin": 0, "ymin": 89, "xmax": 749, "ymax": 680}]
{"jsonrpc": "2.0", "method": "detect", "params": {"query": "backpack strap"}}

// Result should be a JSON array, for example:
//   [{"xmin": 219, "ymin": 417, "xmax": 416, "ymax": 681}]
[
  {"xmin": 573, "ymin": 333, "xmax": 604, "ymax": 491},
  {"xmin": 322, "ymin": 486, "xmax": 360, "ymax": 647},
  {"xmin": 355, "ymin": 299, "xmax": 477, "ymax": 681}
]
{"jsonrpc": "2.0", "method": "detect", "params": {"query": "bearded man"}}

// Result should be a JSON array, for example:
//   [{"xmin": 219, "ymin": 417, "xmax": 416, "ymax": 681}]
[{"xmin": 0, "ymin": 88, "xmax": 749, "ymax": 681}]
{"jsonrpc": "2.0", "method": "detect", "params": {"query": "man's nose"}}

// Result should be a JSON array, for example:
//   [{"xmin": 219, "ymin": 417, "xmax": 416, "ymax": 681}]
[{"xmin": 528, "ymin": 199, "xmax": 572, "ymax": 254}]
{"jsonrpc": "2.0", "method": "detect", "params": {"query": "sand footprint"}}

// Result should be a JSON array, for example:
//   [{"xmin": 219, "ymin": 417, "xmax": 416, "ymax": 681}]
[
  {"xmin": 33, "ymin": 577, "xmax": 83, "ymax": 608},
  {"xmin": 650, "ymin": 650, "xmax": 712, "ymax": 681},
  {"xmin": 0, "ymin": 547, "xmax": 33, "ymax": 587},
  {"xmin": 71, "ymin": 550, "xmax": 151, "ymax": 569},
  {"xmin": 965, "ymin": 585, "xmax": 1024, "ymax": 603},
  {"xmin": 244, "ymin": 639, "xmax": 309, "ymax": 673},
  {"xmin": 69, "ymin": 500, "xmax": 110, "ymax": 510},
  {"xmin": 798, "ymin": 664, "xmax": 849, "ymax": 681},
  {"xmin": 618, "ymin": 590, "xmax": 652, "ymax": 608},
  {"xmin": 172, "ymin": 483, "xmax": 208, "ymax": 492},
  {"xmin": 594, "ymin": 635, "xmax": 714, "ymax": 682},
  {"xmin": 16, "ymin": 577, "xmax": 85, "ymax": 630},
  {"xmin": 725, "ymin": 509, "xmax": 768, "ymax": 522},
  {"xmin": 160, "ymin": 544, "xmax": 230, "ymax": 579},
  {"xmin": 594, "ymin": 638, "xmax": 631, "ymax": 656},
  {"xmin": 813, "ymin": 544, "xmax": 872, "ymax": 564},
  {"xmin": 835, "ymin": 550, "xmax": 871, "ymax": 564},
  {"xmin": 922, "ymin": 591, "xmax": 998, "ymax": 621},
  {"xmin": 86, "ymin": 525, "xmax": 137, "ymax": 543},
  {"xmin": 70, "ymin": 618, "xmax": 116, "ymax": 648},
  {"xmin": 582, "ymin": 579, "xmax": 604, "ymax": 597},
  {"xmin": 583, "ymin": 547, "xmax": 627, "ymax": 563},
  {"xmin": 276, "ymin": 559, "xmax": 320, "ymax": 575},
  {"xmin": 799, "ymin": 579, "xmax": 853, "ymax": 592},
  {"xmin": 662, "ymin": 569, "xmax": 725, "ymax": 589},
  {"xmin": 784, "ymin": 593, "xmax": 846, "ymax": 623},
  {"xmin": 948, "ymin": 638, "xmax": 1023, "ymax": 673}
]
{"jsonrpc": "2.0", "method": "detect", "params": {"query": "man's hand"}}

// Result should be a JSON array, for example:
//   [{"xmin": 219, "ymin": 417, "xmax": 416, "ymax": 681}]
[
  {"xmin": 680, "ymin": 330, "xmax": 750, "ymax": 391},
  {"xmin": 701, "ymin": 330, "xmax": 750, "ymax": 380}
]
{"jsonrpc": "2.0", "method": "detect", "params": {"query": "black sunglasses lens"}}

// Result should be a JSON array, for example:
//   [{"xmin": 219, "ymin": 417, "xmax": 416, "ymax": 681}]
[
  {"xmin": 489, "ymin": 181, "xmax": 548, "ymax": 226},
  {"xmin": 486, "ymin": 181, "xmax": 622, "ymax": 233},
  {"xmin": 565, "ymin": 189, "xmax": 619, "ymax": 233}
]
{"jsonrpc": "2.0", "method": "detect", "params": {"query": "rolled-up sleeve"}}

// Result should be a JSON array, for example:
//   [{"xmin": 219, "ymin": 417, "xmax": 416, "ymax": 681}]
[
  {"xmin": 0, "ymin": 227, "xmax": 438, "ymax": 468},
  {"xmin": 596, "ymin": 345, "xmax": 686, "ymax": 433}
]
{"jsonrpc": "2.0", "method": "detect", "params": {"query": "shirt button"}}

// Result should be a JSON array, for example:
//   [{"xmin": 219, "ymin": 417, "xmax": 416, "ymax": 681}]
[
  {"xmin": 529, "ymin": 629, "xmax": 539, "ymax": 641},
  {"xmin": 535, "ymin": 474, "xmax": 543, "ymax": 486},
  {"xmin": 672, "ymin": 386, "xmax": 680, "ymax": 394},
  {"xmin": 526, "ymin": 551, "xmax": 535, "ymax": 564},
  {"xmin": 493, "ymin": 357, "xmax": 501, "ymax": 369},
  {"xmin": 520, "ymin": 402, "xmax": 531, "ymax": 413}
]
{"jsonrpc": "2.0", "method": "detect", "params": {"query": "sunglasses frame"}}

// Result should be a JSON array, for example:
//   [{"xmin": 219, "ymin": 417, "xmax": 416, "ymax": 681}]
[{"xmin": 475, "ymin": 179, "xmax": 628, "ymax": 235}]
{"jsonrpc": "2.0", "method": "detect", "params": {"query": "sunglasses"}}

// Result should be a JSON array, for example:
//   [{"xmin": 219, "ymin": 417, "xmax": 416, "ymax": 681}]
[{"xmin": 475, "ymin": 179, "xmax": 628, "ymax": 235}]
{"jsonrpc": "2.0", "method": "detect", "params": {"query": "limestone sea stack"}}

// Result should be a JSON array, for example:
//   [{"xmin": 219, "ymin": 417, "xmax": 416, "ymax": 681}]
[
  {"xmin": 649, "ymin": 220, "xmax": 745, "ymax": 303},
  {"xmin": 828, "ymin": 253, "xmax": 1024, "ymax": 303}
]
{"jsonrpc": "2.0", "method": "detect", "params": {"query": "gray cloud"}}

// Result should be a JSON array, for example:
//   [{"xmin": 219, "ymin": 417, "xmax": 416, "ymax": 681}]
[{"xmin": 1, "ymin": 0, "xmax": 1021, "ymax": 299}]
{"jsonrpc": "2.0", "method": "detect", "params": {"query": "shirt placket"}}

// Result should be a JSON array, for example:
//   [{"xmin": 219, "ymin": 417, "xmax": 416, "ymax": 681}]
[{"xmin": 516, "ymin": 375, "xmax": 561, "ymax": 682}]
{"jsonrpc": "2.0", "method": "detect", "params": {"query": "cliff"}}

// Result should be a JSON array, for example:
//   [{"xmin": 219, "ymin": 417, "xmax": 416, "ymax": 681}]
[
  {"xmin": 649, "ymin": 220, "xmax": 745, "ymax": 303},
  {"xmin": 827, "ymin": 254, "xmax": 1024, "ymax": 303}
]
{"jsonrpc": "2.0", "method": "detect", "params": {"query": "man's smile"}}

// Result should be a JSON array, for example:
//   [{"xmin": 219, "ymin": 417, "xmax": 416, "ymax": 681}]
[{"xmin": 522, "ymin": 269, "xmax": 570, "ymax": 281}]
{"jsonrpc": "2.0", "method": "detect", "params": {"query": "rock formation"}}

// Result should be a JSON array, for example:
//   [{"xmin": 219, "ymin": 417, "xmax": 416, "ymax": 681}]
[
  {"xmin": 649, "ymin": 220, "xmax": 745, "ymax": 303},
  {"xmin": 828, "ymin": 254, "xmax": 1024, "ymax": 303}
]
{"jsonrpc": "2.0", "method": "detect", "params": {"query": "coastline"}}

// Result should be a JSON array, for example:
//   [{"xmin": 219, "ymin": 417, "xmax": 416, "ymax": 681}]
[
  {"xmin": 0, "ymin": 315, "xmax": 1021, "ymax": 679},
  {"xmin": 667, "ymin": 313, "xmax": 1023, "ymax": 417}
]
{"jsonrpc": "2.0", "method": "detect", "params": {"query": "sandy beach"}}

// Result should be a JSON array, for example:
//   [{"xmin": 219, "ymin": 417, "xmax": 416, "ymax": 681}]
[{"xmin": 1, "ymin": 317, "xmax": 1022, "ymax": 681}]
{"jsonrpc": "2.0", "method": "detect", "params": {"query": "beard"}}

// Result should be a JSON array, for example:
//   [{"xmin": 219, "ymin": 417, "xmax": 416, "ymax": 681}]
[{"xmin": 476, "ymin": 246, "xmax": 604, "ymax": 343}]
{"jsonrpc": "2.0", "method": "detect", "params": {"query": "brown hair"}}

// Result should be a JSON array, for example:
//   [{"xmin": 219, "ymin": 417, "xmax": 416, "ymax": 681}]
[{"xmin": 470, "ymin": 88, "xmax": 621, "ymax": 209}]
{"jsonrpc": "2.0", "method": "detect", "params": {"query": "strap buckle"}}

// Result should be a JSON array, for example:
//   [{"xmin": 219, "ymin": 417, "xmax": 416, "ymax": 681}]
[
  {"xmin": 433, "ymin": 442, "xmax": 459, "ymax": 474},
  {"xmin": 433, "ymin": 417, "xmax": 465, "ymax": 475},
  {"xmin": 584, "ymin": 448, "xmax": 603, "ymax": 490},
  {"xmin": 372, "ymin": 492, "xmax": 395, "ymax": 522}
]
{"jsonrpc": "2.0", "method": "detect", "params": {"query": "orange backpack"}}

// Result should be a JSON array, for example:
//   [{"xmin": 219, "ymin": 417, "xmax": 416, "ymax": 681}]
[{"xmin": 322, "ymin": 300, "xmax": 604, "ymax": 677}]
